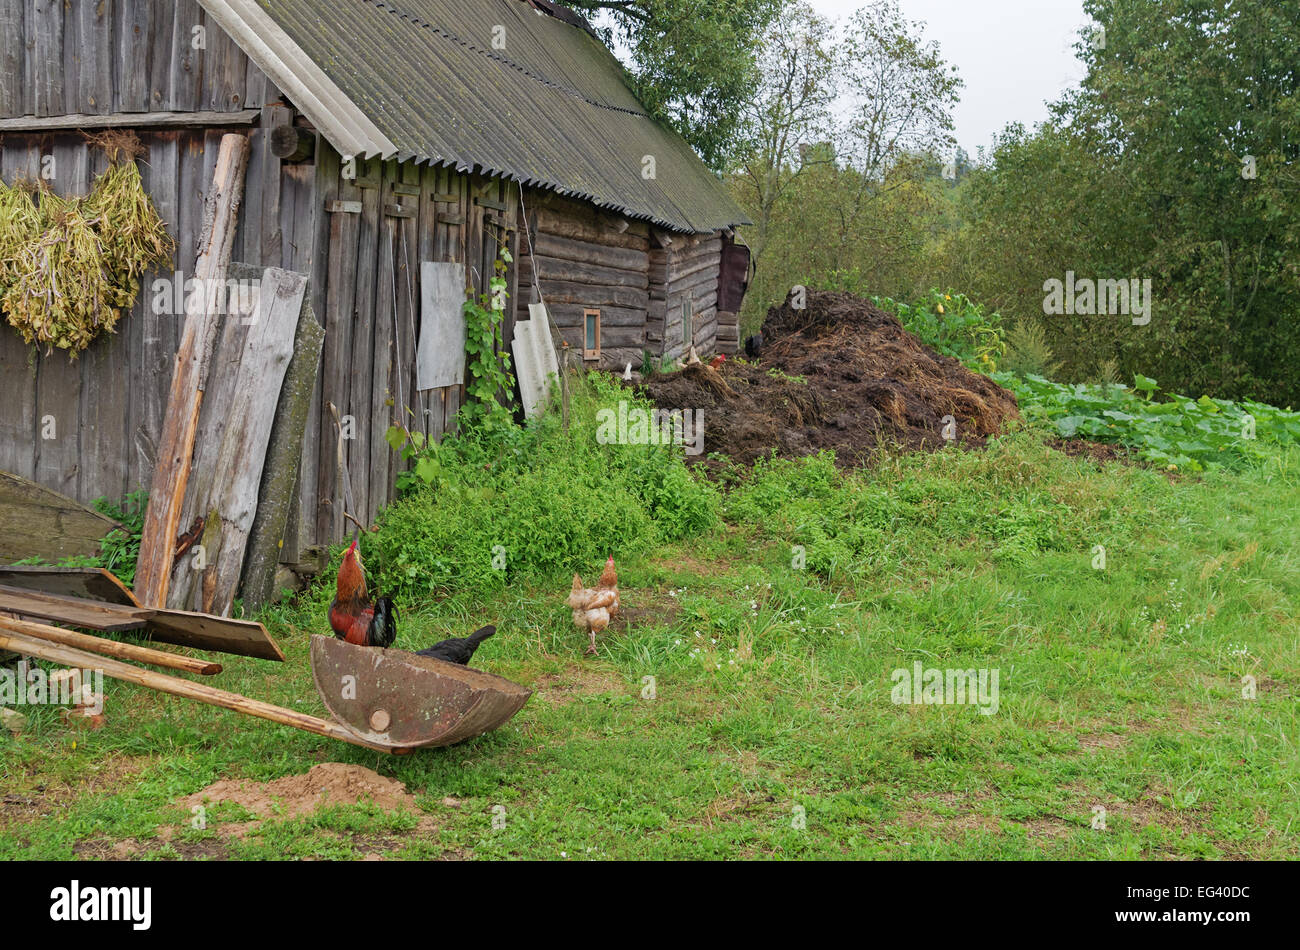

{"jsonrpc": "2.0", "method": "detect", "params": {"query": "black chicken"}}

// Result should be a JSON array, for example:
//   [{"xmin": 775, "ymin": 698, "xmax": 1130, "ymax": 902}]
[
  {"xmin": 416, "ymin": 625, "xmax": 496, "ymax": 666},
  {"xmin": 744, "ymin": 333, "xmax": 762, "ymax": 359}
]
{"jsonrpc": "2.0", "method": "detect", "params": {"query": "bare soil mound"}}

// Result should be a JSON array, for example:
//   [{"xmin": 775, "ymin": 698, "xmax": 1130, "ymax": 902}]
[
  {"xmin": 638, "ymin": 290, "xmax": 1020, "ymax": 469},
  {"xmin": 180, "ymin": 763, "xmax": 417, "ymax": 819}
]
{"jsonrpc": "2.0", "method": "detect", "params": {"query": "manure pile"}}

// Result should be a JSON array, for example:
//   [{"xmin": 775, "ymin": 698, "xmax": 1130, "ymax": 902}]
[{"xmin": 638, "ymin": 290, "xmax": 1020, "ymax": 469}]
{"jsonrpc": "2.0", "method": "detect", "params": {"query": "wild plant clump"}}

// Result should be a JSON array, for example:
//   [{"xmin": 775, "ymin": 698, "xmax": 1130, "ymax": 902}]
[{"xmin": 0, "ymin": 131, "xmax": 172, "ymax": 357}]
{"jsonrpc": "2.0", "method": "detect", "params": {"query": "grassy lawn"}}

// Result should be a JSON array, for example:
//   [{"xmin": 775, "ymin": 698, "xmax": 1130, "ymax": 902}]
[{"xmin": 1, "ymin": 431, "xmax": 1297, "ymax": 860}]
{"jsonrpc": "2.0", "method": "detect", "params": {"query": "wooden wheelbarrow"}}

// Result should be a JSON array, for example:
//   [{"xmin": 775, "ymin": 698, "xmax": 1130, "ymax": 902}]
[{"xmin": 0, "ymin": 624, "xmax": 531, "ymax": 754}]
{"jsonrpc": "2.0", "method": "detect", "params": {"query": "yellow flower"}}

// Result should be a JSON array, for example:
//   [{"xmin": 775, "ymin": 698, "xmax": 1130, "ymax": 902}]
[{"xmin": 936, "ymin": 304, "xmax": 945, "ymax": 314}]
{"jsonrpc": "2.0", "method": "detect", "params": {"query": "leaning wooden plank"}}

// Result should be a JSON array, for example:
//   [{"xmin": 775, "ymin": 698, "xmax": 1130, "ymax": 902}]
[
  {"xmin": 0, "ymin": 585, "xmax": 152, "ymax": 633},
  {"xmin": 0, "ymin": 615, "xmax": 222, "ymax": 676},
  {"xmin": 144, "ymin": 609, "xmax": 286, "ymax": 663},
  {"xmin": 166, "ymin": 265, "xmax": 263, "ymax": 611},
  {"xmin": 240, "ymin": 295, "xmax": 324, "ymax": 612},
  {"xmin": 0, "ymin": 630, "xmax": 402, "ymax": 753},
  {"xmin": 0, "ymin": 472, "xmax": 119, "ymax": 563},
  {"xmin": 0, "ymin": 566, "xmax": 141, "ymax": 606},
  {"xmin": 135, "ymin": 133, "xmax": 250, "ymax": 607},
  {"xmin": 197, "ymin": 267, "xmax": 306, "ymax": 616}
]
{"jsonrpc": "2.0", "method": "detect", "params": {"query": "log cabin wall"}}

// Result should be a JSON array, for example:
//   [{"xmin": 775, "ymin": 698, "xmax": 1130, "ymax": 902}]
[
  {"xmin": 650, "ymin": 232, "xmax": 724, "ymax": 365},
  {"xmin": 517, "ymin": 190, "xmax": 651, "ymax": 371}
]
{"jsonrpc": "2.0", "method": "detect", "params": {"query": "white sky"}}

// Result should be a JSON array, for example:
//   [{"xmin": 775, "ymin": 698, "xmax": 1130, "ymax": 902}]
[{"xmin": 809, "ymin": 0, "xmax": 1091, "ymax": 157}]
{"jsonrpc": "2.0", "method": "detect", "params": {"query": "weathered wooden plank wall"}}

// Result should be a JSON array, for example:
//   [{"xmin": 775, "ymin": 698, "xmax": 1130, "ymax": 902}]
[
  {"xmin": 0, "ymin": 0, "xmax": 262, "ymax": 119},
  {"xmin": 0, "ymin": 127, "xmax": 235, "ymax": 505},
  {"xmin": 295, "ymin": 144, "xmax": 524, "ymax": 548}
]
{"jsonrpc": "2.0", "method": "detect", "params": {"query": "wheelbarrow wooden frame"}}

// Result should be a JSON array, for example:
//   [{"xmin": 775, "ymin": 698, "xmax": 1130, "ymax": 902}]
[{"xmin": 0, "ymin": 630, "xmax": 531, "ymax": 754}]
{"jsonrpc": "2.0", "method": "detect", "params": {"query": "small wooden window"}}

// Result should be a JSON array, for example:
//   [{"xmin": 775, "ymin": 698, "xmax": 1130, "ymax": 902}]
[
  {"xmin": 682, "ymin": 300, "xmax": 694, "ymax": 349},
  {"xmin": 583, "ymin": 308, "xmax": 601, "ymax": 361}
]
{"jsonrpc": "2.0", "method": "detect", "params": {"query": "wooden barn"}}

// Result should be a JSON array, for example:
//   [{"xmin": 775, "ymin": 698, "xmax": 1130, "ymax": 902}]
[{"xmin": 0, "ymin": 0, "xmax": 750, "ymax": 609}]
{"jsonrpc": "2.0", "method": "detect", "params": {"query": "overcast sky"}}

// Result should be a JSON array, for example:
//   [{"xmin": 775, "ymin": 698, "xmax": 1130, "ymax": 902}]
[{"xmin": 809, "ymin": 0, "xmax": 1091, "ymax": 158}]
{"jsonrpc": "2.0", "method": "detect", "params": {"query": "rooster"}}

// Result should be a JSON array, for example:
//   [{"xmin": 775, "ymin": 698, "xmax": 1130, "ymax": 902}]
[
  {"xmin": 568, "ymin": 557, "xmax": 619, "ymax": 655},
  {"xmin": 329, "ymin": 539, "xmax": 397, "ymax": 648},
  {"xmin": 416, "ymin": 625, "xmax": 496, "ymax": 666}
]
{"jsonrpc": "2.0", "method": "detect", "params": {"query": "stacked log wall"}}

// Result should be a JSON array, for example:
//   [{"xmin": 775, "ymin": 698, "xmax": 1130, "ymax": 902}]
[
  {"xmin": 655, "ymin": 233, "xmax": 722, "ymax": 365},
  {"xmin": 517, "ymin": 191, "xmax": 650, "ymax": 370}
]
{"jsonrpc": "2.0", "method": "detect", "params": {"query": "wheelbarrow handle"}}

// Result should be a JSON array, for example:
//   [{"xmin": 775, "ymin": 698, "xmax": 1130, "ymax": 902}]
[{"xmin": 0, "ymin": 628, "xmax": 414, "ymax": 754}]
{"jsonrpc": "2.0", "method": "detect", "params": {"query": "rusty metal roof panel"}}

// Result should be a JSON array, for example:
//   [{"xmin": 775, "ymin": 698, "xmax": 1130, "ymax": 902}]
[{"xmin": 201, "ymin": 0, "xmax": 747, "ymax": 232}]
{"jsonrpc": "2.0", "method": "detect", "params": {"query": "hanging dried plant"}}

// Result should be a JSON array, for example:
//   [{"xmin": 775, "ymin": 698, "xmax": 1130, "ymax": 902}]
[{"xmin": 0, "ymin": 131, "xmax": 173, "ymax": 357}]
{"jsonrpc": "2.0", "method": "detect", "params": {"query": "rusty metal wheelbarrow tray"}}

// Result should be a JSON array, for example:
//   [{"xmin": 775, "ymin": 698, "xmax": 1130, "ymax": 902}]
[{"xmin": 310, "ymin": 635, "xmax": 532, "ymax": 751}]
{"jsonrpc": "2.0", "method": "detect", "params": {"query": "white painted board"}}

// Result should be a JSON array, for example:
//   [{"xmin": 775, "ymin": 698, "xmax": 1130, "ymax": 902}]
[
  {"xmin": 417, "ymin": 261, "xmax": 467, "ymax": 391},
  {"xmin": 512, "ymin": 303, "xmax": 561, "ymax": 419}
]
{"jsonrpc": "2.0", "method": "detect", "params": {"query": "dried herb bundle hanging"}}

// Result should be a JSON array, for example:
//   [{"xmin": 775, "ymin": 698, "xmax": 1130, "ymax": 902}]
[{"xmin": 0, "ymin": 131, "xmax": 173, "ymax": 357}]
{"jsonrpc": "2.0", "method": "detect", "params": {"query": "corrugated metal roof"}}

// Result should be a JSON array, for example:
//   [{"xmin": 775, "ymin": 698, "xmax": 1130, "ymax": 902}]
[{"xmin": 199, "ymin": 0, "xmax": 748, "ymax": 233}]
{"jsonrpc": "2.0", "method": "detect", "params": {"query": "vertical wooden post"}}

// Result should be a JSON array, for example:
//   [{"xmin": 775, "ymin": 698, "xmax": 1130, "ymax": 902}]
[{"xmin": 135, "ymin": 133, "xmax": 250, "ymax": 607}]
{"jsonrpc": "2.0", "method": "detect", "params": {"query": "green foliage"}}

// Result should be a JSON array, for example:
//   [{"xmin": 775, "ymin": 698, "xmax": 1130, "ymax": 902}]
[
  {"xmin": 364, "ymin": 373, "xmax": 719, "ymax": 603},
  {"xmin": 918, "ymin": 2, "xmax": 1300, "ymax": 406},
  {"xmin": 571, "ymin": 0, "xmax": 787, "ymax": 170},
  {"xmin": 723, "ymin": 442, "xmax": 1079, "ymax": 581},
  {"xmin": 458, "ymin": 242, "xmax": 517, "ymax": 440},
  {"xmin": 1000, "ymin": 319, "xmax": 1063, "ymax": 380},
  {"xmin": 387, "ymin": 243, "xmax": 523, "ymax": 494},
  {"xmin": 999, "ymin": 372, "xmax": 1300, "ymax": 472},
  {"xmin": 870, "ymin": 288, "xmax": 1006, "ymax": 370}
]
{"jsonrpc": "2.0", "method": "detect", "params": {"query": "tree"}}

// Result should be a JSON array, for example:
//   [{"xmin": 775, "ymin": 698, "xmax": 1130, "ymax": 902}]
[
  {"xmin": 822, "ymin": 1, "xmax": 962, "ymax": 261},
  {"xmin": 940, "ymin": 0, "xmax": 1300, "ymax": 402},
  {"xmin": 729, "ymin": 0, "xmax": 961, "ymax": 279},
  {"xmin": 730, "ymin": 2, "xmax": 839, "ymax": 264},
  {"xmin": 570, "ymin": 0, "xmax": 789, "ymax": 170},
  {"xmin": 837, "ymin": 1, "xmax": 964, "ymax": 177}
]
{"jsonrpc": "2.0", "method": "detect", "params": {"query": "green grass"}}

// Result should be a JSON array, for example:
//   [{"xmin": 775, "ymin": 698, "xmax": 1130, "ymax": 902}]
[{"xmin": 3, "ymin": 428, "xmax": 1297, "ymax": 860}]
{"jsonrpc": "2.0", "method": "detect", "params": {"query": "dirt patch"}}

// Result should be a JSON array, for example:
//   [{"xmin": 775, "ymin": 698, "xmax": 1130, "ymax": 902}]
[
  {"xmin": 179, "ymin": 763, "xmax": 419, "ymax": 820},
  {"xmin": 638, "ymin": 291, "xmax": 1021, "ymax": 470},
  {"xmin": 0, "ymin": 755, "xmax": 153, "ymax": 833},
  {"xmin": 1046, "ymin": 437, "xmax": 1129, "ymax": 464},
  {"xmin": 532, "ymin": 666, "xmax": 627, "ymax": 706},
  {"xmin": 610, "ymin": 591, "xmax": 680, "ymax": 634}
]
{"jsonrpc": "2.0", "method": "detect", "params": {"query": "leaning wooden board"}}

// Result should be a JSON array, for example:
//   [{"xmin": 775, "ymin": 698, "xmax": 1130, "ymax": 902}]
[
  {"xmin": 0, "ymin": 585, "xmax": 152, "ymax": 632},
  {"xmin": 0, "ymin": 472, "xmax": 120, "ymax": 563},
  {"xmin": 0, "ymin": 567, "xmax": 284, "ymax": 662},
  {"xmin": 0, "ymin": 566, "xmax": 140, "ymax": 606}
]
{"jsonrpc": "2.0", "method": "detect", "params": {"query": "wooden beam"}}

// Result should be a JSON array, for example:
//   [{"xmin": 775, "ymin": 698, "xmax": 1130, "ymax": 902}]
[
  {"xmin": 135, "ymin": 133, "xmax": 250, "ymax": 608},
  {"xmin": 0, "ymin": 109, "xmax": 261, "ymax": 132},
  {"xmin": 0, "ymin": 614, "xmax": 222, "ymax": 676}
]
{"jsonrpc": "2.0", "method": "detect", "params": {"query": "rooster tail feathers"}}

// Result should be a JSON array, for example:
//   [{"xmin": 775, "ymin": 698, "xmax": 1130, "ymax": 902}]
[
  {"xmin": 371, "ymin": 597, "xmax": 398, "ymax": 648},
  {"xmin": 571, "ymin": 573, "xmax": 584, "ymax": 591},
  {"xmin": 468, "ymin": 624, "xmax": 496, "ymax": 646}
]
